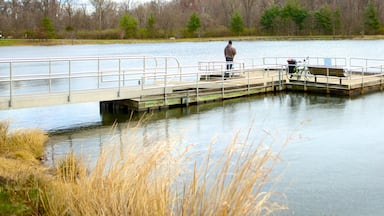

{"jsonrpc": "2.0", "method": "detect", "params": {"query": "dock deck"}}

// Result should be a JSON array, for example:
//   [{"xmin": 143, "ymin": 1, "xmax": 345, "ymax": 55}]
[
  {"xmin": 103, "ymin": 69, "xmax": 284, "ymax": 112},
  {"xmin": 286, "ymin": 68, "xmax": 384, "ymax": 96},
  {"xmin": 0, "ymin": 56, "xmax": 383, "ymax": 112}
]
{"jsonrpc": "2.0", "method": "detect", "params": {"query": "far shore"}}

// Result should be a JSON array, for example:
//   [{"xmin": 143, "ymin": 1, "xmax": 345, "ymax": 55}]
[{"xmin": 1, "ymin": 35, "xmax": 384, "ymax": 46}]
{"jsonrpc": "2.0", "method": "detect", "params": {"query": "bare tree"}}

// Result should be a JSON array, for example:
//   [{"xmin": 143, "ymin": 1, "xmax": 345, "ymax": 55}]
[
  {"xmin": 241, "ymin": 0, "xmax": 258, "ymax": 28},
  {"xmin": 0, "ymin": 0, "xmax": 382, "ymax": 39},
  {"xmin": 221, "ymin": 0, "xmax": 238, "ymax": 27},
  {"xmin": 62, "ymin": 0, "xmax": 74, "ymax": 27},
  {"xmin": 89, "ymin": 0, "xmax": 117, "ymax": 30}
]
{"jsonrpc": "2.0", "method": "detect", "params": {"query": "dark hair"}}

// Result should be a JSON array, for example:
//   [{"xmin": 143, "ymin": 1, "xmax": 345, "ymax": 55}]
[{"xmin": 228, "ymin": 40, "xmax": 232, "ymax": 44}]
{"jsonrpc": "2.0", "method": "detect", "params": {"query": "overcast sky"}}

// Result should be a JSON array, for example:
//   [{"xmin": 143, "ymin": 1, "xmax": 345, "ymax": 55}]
[
  {"xmin": 77, "ymin": 0, "xmax": 167, "ymax": 6},
  {"xmin": 75, "ymin": 0, "xmax": 163, "ymax": 12}
]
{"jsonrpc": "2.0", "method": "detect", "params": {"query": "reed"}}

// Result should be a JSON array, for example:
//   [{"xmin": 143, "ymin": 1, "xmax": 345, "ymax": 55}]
[
  {"xmin": 45, "ymin": 128, "xmax": 183, "ymax": 215},
  {"xmin": 0, "ymin": 120, "xmax": 287, "ymax": 215},
  {"xmin": 176, "ymin": 129, "xmax": 286, "ymax": 215},
  {"xmin": 0, "ymin": 122, "xmax": 47, "ymax": 163},
  {"xmin": 43, "ymin": 125, "xmax": 286, "ymax": 215}
]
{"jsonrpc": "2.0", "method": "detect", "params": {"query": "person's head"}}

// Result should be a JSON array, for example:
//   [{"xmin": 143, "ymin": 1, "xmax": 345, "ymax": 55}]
[{"xmin": 228, "ymin": 40, "xmax": 232, "ymax": 45}]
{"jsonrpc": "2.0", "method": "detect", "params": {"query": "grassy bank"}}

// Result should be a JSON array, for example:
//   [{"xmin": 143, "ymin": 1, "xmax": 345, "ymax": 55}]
[
  {"xmin": 0, "ymin": 121, "xmax": 286, "ymax": 215},
  {"xmin": 1, "ymin": 35, "xmax": 384, "ymax": 46}
]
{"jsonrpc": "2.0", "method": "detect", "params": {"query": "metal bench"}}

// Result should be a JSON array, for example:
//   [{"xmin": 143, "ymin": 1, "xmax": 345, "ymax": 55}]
[{"xmin": 308, "ymin": 66, "xmax": 347, "ymax": 84}]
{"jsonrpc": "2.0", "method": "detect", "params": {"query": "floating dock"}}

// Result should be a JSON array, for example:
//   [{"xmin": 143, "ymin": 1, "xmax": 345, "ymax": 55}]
[
  {"xmin": 0, "ymin": 56, "xmax": 383, "ymax": 112},
  {"xmin": 100, "ymin": 69, "xmax": 285, "ymax": 112},
  {"xmin": 101, "ymin": 67, "xmax": 384, "ymax": 113}
]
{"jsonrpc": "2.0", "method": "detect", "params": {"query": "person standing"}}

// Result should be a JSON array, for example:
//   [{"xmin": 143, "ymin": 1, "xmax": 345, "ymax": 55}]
[{"xmin": 224, "ymin": 40, "xmax": 237, "ymax": 72}]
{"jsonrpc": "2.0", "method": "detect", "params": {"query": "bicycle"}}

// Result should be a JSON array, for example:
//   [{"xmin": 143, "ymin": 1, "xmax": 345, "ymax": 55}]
[{"xmin": 287, "ymin": 57, "xmax": 310, "ymax": 80}]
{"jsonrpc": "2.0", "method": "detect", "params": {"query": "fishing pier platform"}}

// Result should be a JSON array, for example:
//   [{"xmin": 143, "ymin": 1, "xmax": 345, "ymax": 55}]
[{"xmin": 0, "ymin": 56, "xmax": 383, "ymax": 112}]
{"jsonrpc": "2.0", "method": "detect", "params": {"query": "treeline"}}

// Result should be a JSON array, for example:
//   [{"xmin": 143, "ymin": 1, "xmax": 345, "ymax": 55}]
[{"xmin": 0, "ymin": 0, "xmax": 383, "ymax": 40}]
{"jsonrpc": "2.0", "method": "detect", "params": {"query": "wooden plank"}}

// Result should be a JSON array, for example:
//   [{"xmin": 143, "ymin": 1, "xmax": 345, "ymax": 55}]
[{"xmin": 308, "ymin": 66, "xmax": 346, "ymax": 77}]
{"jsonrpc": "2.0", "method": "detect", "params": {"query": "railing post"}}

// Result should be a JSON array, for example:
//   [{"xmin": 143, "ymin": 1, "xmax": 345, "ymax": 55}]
[
  {"xmin": 348, "ymin": 68, "xmax": 351, "ymax": 90},
  {"xmin": 98, "ymin": 57, "xmax": 101, "ymax": 89},
  {"xmin": 153, "ymin": 56, "xmax": 157, "ymax": 82},
  {"xmin": 196, "ymin": 71, "xmax": 199, "ymax": 103},
  {"xmin": 326, "ymin": 68, "xmax": 329, "ymax": 89},
  {"xmin": 68, "ymin": 59, "xmax": 71, "ymax": 102},
  {"xmin": 163, "ymin": 64, "xmax": 167, "ymax": 106},
  {"xmin": 247, "ymin": 66, "xmax": 250, "ymax": 94},
  {"xmin": 49, "ymin": 59, "xmax": 52, "ymax": 93},
  {"xmin": 278, "ymin": 66, "xmax": 282, "ymax": 88},
  {"xmin": 165, "ymin": 57, "xmax": 168, "ymax": 79},
  {"xmin": 143, "ymin": 56, "xmax": 146, "ymax": 83},
  {"xmin": 179, "ymin": 58, "xmax": 182, "ymax": 82},
  {"xmin": 9, "ymin": 61, "xmax": 12, "ymax": 108},
  {"xmin": 119, "ymin": 58, "xmax": 124, "ymax": 87},
  {"xmin": 118, "ymin": 59, "xmax": 121, "ymax": 97},
  {"xmin": 222, "ymin": 64, "xmax": 225, "ymax": 98}
]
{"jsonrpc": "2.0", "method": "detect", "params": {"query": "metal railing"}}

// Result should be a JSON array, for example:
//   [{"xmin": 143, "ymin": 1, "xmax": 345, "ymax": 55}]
[
  {"xmin": 262, "ymin": 56, "xmax": 348, "ymax": 67},
  {"xmin": 0, "ymin": 55, "xmax": 285, "ymax": 109},
  {"xmin": 0, "ymin": 55, "xmax": 181, "ymax": 97},
  {"xmin": 1, "ymin": 55, "xmax": 384, "ymax": 109}
]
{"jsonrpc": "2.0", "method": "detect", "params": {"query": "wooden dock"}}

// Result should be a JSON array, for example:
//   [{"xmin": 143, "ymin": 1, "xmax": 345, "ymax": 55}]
[
  {"xmin": 100, "ymin": 69, "xmax": 284, "ymax": 112},
  {"xmin": 1, "ymin": 56, "xmax": 383, "ymax": 112},
  {"xmin": 101, "ymin": 68, "xmax": 384, "ymax": 113},
  {"xmin": 285, "ymin": 70, "xmax": 384, "ymax": 96}
]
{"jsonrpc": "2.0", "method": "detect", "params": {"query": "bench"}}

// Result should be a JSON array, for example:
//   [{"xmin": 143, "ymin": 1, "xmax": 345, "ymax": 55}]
[{"xmin": 308, "ymin": 66, "xmax": 347, "ymax": 84}]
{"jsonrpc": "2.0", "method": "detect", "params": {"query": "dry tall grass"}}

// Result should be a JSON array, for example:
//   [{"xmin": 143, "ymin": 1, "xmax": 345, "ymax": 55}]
[
  {"xmin": 43, "ymin": 125, "xmax": 287, "ymax": 215},
  {"xmin": 0, "ymin": 122, "xmax": 47, "ymax": 163},
  {"xmin": 178, "ymin": 132, "xmax": 285, "ymax": 215},
  {"xmin": 0, "ymin": 120, "xmax": 287, "ymax": 215}
]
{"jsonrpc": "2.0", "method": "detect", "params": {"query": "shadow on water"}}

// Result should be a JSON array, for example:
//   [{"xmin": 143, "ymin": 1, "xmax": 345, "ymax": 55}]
[
  {"xmin": 284, "ymin": 93, "xmax": 352, "ymax": 109},
  {"xmin": 46, "ymin": 91, "xmax": 353, "ymax": 157},
  {"xmin": 50, "ymin": 91, "xmax": 351, "ymax": 137},
  {"xmin": 46, "ymin": 91, "xmax": 353, "ymax": 165},
  {"xmin": 99, "ymin": 93, "xmax": 280, "ymax": 125},
  {"xmin": 47, "ymin": 93, "xmax": 281, "ymax": 163}
]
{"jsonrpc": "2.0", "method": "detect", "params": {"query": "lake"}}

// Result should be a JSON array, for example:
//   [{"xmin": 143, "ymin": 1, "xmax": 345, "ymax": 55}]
[{"xmin": 1, "ymin": 40, "xmax": 384, "ymax": 215}]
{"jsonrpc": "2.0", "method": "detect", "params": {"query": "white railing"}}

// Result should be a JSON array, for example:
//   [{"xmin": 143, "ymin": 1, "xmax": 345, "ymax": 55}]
[
  {"xmin": 1, "ymin": 55, "xmax": 384, "ymax": 110},
  {"xmin": 262, "ymin": 56, "xmax": 348, "ymax": 67},
  {"xmin": 0, "ymin": 55, "xmax": 181, "ymax": 96},
  {"xmin": 0, "ymin": 55, "xmax": 286, "ymax": 109}
]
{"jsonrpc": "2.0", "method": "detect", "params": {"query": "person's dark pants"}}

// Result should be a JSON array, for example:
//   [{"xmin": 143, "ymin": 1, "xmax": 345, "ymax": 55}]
[{"xmin": 226, "ymin": 57, "xmax": 233, "ymax": 70}]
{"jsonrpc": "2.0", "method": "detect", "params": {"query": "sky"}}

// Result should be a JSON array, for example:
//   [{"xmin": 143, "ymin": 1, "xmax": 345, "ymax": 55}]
[
  {"xmin": 77, "ymin": 0, "xmax": 167, "ymax": 6},
  {"xmin": 75, "ymin": 0, "xmax": 163, "ymax": 12}
]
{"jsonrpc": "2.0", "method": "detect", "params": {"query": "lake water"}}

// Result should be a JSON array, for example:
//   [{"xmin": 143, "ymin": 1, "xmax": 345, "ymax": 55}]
[{"xmin": 1, "ymin": 40, "xmax": 384, "ymax": 215}]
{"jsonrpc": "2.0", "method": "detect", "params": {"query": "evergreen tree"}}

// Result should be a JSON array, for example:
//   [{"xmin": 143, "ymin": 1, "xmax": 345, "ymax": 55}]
[
  {"xmin": 230, "ymin": 11, "xmax": 244, "ymax": 36},
  {"xmin": 38, "ymin": 17, "xmax": 56, "ymax": 39},
  {"xmin": 364, "ymin": 1, "xmax": 381, "ymax": 35},
  {"xmin": 120, "ymin": 14, "xmax": 138, "ymax": 38},
  {"xmin": 314, "ymin": 5, "xmax": 333, "ymax": 35},
  {"xmin": 332, "ymin": 9, "xmax": 342, "ymax": 35},
  {"xmin": 147, "ymin": 13, "xmax": 156, "ymax": 38},
  {"xmin": 187, "ymin": 12, "xmax": 201, "ymax": 37},
  {"xmin": 260, "ymin": 4, "xmax": 280, "ymax": 34},
  {"xmin": 281, "ymin": 2, "xmax": 308, "ymax": 34}
]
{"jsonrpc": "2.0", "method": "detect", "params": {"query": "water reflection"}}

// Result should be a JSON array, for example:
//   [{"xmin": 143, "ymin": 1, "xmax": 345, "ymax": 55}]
[
  {"xmin": 44, "ymin": 90, "xmax": 384, "ymax": 215},
  {"xmin": 46, "ymin": 93, "xmax": 278, "ymax": 165},
  {"xmin": 48, "ymin": 92, "xmax": 348, "ymax": 165}
]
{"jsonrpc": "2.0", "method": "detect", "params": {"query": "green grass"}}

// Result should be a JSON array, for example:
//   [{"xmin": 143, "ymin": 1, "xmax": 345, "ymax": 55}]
[
  {"xmin": 0, "ymin": 185, "xmax": 27, "ymax": 215},
  {"xmin": 0, "ymin": 175, "xmax": 44, "ymax": 215},
  {"xmin": 1, "ymin": 35, "xmax": 384, "ymax": 47}
]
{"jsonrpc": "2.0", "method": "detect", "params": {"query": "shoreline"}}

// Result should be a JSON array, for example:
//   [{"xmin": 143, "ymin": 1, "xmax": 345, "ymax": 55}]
[{"xmin": 1, "ymin": 35, "xmax": 384, "ymax": 46}]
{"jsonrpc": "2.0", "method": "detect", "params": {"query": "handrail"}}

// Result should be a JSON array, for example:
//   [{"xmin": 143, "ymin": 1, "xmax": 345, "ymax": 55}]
[
  {"xmin": 0, "ymin": 55, "xmax": 180, "ymax": 97},
  {"xmin": 1, "ymin": 55, "xmax": 384, "ymax": 110},
  {"xmin": 262, "ymin": 56, "xmax": 348, "ymax": 67}
]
